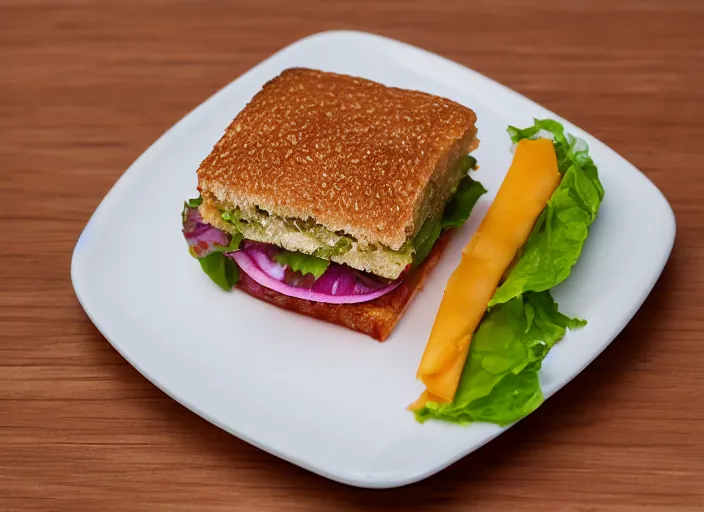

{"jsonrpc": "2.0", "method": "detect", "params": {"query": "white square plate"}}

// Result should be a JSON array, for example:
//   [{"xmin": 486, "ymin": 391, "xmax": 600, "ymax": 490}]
[{"xmin": 71, "ymin": 30, "xmax": 675, "ymax": 488}]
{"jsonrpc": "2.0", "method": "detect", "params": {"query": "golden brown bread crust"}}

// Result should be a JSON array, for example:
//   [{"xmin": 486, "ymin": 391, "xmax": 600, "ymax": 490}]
[
  {"xmin": 198, "ymin": 68, "xmax": 477, "ymax": 250},
  {"xmin": 235, "ymin": 231, "xmax": 452, "ymax": 341}
]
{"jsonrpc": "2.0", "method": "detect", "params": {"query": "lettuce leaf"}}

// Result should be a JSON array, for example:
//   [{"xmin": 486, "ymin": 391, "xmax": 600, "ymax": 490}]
[
  {"xmin": 185, "ymin": 196, "xmax": 203, "ymax": 208},
  {"xmin": 182, "ymin": 195, "xmax": 203, "ymax": 224},
  {"xmin": 274, "ymin": 250, "xmax": 330, "ymax": 279},
  {"xmin": 412, "ymin": 218, "xmax": 442, "ymax": 268},
  {"xmin": 489, "ymin": 120, "xmax": 604, "ymax": 307},
  {"xmin": 182, "ymin": 197, "xmax": 242, "ymax": 290},
  {"xmin": 415, "ymin": 291, "xmax": 585, "ymax": 426},
  {"xmin": 507, "ymin": 118, "xmax": 603, "ymax": 188},
  {"xmin": 443, "ymin": 155, "xmax": 483, "ymax": 231},
  {"xmin": 412, "ymin": 157, "xmax": 485, "ymax": 266},
  {"xmin": 195, "ymin": 233, "xmax": 242, "ymax": 290},
  {"xmin": 442, "ymin": 176, "xmax": 487, "ymax": 229},
  {"xmin": 197, "ymin": 251, "xmax": 239, "ymax": 290}
]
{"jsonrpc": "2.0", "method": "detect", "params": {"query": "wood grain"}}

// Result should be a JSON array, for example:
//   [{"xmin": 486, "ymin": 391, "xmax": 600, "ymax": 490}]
[{"xmin": 1, "ymin": 0, "xmax": 703, "ymax": 510}]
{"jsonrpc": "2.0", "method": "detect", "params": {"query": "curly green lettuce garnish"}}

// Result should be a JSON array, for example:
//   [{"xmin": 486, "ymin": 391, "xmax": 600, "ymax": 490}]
[
  {"xmin": 185, "ymin": 196, "xmax": 203, "ymax": 208},
  {"xmin": 274, "ymin": 250, "xmax": 330, "ymax": 279},
  {"xmin": 490, "ymin": 119, "xmax": 604, "ymax": 306},
  {"xmin": 442, "ymin": 176, "xmax": 487, "ymax": 230},
  {"xmin": 416, "ymin": 291, "xmax": 585, "ymax": 426}
]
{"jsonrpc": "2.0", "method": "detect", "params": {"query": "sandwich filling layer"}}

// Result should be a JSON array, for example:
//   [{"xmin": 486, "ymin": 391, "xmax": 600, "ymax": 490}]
[
  {"xmin": 199, "ymin": 154, "xmax": 480, "ymax": 280},
  {"xmin": 199, "ymin": 201, "xmax": 414, "ymax": 280}
]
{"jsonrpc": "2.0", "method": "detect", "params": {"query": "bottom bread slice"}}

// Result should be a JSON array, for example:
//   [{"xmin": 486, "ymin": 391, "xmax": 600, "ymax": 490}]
[{"xmin": 236, "ymin": 231, "xmax": 452, "ymax": 341}]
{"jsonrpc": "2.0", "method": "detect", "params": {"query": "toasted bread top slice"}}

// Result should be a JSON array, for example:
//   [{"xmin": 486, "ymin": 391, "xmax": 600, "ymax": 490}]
[{"xmin": 197, "ymin": 68, "xmax": 478, "ymax": 250}]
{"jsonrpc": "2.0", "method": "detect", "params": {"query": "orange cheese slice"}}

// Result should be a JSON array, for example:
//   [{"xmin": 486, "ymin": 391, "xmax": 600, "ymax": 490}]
[{"xmin": 413, "ymin": 138, "xmax": 561, "ymax": 406}]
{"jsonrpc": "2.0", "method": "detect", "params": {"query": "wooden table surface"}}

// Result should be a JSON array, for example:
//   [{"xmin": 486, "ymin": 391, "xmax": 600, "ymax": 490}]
[{"xmin": 2, "ymin": 0, "xmax": 703, "ymax": 510}]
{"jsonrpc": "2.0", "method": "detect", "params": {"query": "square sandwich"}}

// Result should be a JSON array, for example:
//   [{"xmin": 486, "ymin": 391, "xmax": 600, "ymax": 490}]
[{"xmin": 182, "ymin": 67, "xmax": 482, "ymax": 340}]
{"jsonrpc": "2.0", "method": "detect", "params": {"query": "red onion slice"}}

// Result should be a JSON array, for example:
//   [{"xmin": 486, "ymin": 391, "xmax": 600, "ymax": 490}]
[
  {"xmin": 182, "ymin": 205, "xmax": 231, "ymax": 257},
  {"xmin": 248, "ymin": 246, "xmax": 286, "ymax": 280},
  {"xmin": 183, "ymin": 206, "xmax": 204, "ymax": 233},
  {"xmin": 230, "ymin": 245, "xmax": 401, "ymax": 304},
  {"xmin": 310, "ymin": 265, "xmax": 357, "ymax": 296},
  {"xmin": 182, "ymin": 207, "xmax": 402, "ymax": 303}
]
